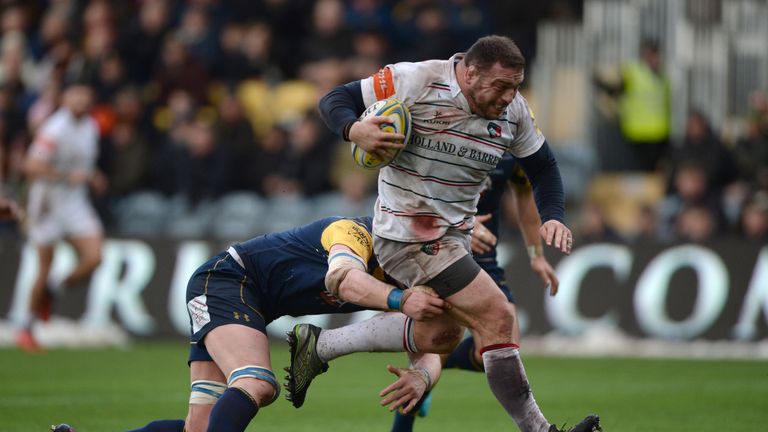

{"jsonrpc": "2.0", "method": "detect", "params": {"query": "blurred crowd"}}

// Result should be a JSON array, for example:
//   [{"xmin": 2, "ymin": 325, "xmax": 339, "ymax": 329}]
[
  {"xmin": 0, "ymin": 0, "xmax": 765, "ymax": 243},
  {"xmin": 0, "ymin": 0, "xmax": 581, "ymax": 238}
]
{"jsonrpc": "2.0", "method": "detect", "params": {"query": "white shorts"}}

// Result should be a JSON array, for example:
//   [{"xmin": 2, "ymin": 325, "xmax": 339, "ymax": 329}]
[
  {"xmin": 26, "ymin": 190, "xmax": 103, "ymax": 245},
  {"xmin": 373, "ymin": 228, "xmax": 471, "ymax": 288}
]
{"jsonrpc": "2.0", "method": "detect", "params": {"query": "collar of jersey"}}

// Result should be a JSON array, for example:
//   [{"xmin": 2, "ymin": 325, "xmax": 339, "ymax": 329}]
[{"xmin": 447, "ymin": 53, "xmax": 472, "ymax": 114}]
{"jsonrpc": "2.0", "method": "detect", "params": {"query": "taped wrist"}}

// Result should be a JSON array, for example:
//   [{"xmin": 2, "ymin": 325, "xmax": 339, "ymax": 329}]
[
  {"xmin": 527, "ymin": 245, "xmax": 543, "ymax": 259},
  {"xmin": 387, "ymin": 288, "xmax": 412, "ymax": 311},
  {"xmin": 416, "ymin": 367, "xmax": 433, "ymax": 390},
  {"xmin": 325, "ymin": 249, "xmax": 367, "ymax": 296}
]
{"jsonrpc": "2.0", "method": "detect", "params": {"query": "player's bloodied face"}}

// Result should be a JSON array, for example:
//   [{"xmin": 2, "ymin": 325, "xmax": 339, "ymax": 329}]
[{"xmin": 465, "ymin": 62, "xmax": 524, "ymax": 120}]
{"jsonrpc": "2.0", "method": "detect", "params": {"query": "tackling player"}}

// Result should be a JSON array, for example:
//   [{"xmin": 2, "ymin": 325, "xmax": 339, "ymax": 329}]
[{"xmin": 127, "ymin": 216, "xmax": 459, "ymax": 432}]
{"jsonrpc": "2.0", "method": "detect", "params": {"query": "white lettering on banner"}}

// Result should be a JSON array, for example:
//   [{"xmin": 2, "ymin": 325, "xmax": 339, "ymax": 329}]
[
  {"xmin": 170, "ymin": 242, "xmax": 211, "ymax": 335},
  {"xmin": 732, "ymin": 246, "xmax": 768, "ymax": 340},
  {"xmin": 635, "ymin": 245, "xmax": 728, "ymax": 340},
  {"xmin": 81, "ymin": 240, "xmax": 157, "ymax": 334},
  {"xmin": 9, "ymin": 243, "xmax": 77, "ymax": 325},
  {"xmin": 546, "ymin": 244, "xmax": 629, "ymax": 334}
]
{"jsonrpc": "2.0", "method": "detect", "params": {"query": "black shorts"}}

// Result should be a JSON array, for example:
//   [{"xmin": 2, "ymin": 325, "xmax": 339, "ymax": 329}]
[{"xmin": 186, "ymin": 252, "xmax": 268, "ymax": 351}]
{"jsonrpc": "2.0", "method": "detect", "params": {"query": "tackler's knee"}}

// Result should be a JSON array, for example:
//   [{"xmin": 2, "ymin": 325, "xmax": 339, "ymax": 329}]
[{"xmin": 227, "ymin": 365, "xmax": 281, "ymax": 408}]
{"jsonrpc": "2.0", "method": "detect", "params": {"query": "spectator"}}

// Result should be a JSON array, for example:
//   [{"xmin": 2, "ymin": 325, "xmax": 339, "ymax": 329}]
[
  {"xmin": 247, "ymin": 124, "xmax": 290, "ymax": 196},
  {"xmin": 152, "ymin": 32, "xmax": 210, "ymax": 104},
  {"xmin": 739, "ymin": 190, "xmax": 768, "ymax": 242},
  {"xmin": 594, "ymin": 40, "xmax": 671, "ymax": 172},
  {"xmin": 666, "ymin": 110, "xmax": 737, "ymax": 195},
  {"xmin": 176, "ymin": 5, "xmax": 219, "ymax": 71},
  {"xmin": 733, "ymin": 93, "xmax": 768, "ymax": 190},
  {"xmin": 300, "ymin": 0, "xmax": 353, "ymax": 62},
  {"xmin": 212, "ymin": 22, "xmax": 249, "ymax": 84},
  {"xmin": 118, "ymin": 0, "xmax": 171, "ymax": 84},
  {"xmin": 659, "ymin": 161, "xmax": 727, "ymax": 239},
  {"xmin": 171, "ymin": 119, "xmax": 233, "ymax": 204},
  {"xmin": 674, "ymin": 204, "xmax": 718, "ymax": 243},
  {"xmin": 279, "ymin": 112, "xmax": 336, "ymax": 196},
  {"xmin": 576, "ymin": 201, "xmax": 621, "ymax": 243},
  {"xmin": 214, "ymin": 90, "xmax": 256, "ymax": 189}
]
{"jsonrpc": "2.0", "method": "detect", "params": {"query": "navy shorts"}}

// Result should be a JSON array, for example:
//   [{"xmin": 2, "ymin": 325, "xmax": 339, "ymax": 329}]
[
  {"xmin": 484, "ymin": 266, "xmax": 515, "ymax": 303},
  {"xmin": 186, "ymin": 252, "xmax": 268, "ymax": 356}
]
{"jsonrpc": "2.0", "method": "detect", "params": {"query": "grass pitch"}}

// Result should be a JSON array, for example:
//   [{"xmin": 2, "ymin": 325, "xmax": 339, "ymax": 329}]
[{"xmin": 1, "ymin": 341, "xmax": 766, "ymax": 431}]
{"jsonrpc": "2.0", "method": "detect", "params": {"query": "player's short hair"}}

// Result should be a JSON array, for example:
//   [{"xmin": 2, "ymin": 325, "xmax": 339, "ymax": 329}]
[{"xmin": 464, "ymin": 35, "xmax": 526, "ymax": 71}]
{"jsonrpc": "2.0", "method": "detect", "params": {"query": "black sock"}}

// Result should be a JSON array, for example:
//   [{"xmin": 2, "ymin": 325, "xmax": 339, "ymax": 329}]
[
  {"xmin": 444, "ymin": 337, "xmax": 484, "ymax": 371},
  {"xmin": 207, "ymin": 387, "xmax": 259, "ymax": 432},
  {"xmin": 126, "ymin": 419, "xmax": 185, "ymax": 432},
  {"xmin": 391, "ymin": 409, "xmax": 416, "ymax": 432}
]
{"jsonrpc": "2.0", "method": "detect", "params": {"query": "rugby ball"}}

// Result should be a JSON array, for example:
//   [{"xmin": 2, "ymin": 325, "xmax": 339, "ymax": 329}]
[{"xmin": 351, "ymin": 98, "xmax": 411, "ymax": 169}]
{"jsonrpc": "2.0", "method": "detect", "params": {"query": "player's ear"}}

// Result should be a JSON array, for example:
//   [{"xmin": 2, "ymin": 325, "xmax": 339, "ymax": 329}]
[{"xmin": 464, "ymin": 63, "xmax": 479, "ymax": 85}]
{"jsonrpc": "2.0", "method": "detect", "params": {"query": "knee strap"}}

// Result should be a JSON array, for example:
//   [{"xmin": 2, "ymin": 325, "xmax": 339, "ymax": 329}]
[
  {"xmin": 227, "ymin": 365, "xmax": 280, "ymax": 406},
  {"xmin": 189, "ymin": 380, "xmax": 227, "ymax": 405}
]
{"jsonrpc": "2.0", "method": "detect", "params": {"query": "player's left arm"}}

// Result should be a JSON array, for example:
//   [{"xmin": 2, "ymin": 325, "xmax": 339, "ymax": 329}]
[
  {"xmin": 506, "ymin": 177, "xmax": 559, "ymax": 295},
  {"xmin": 379, "ymin": 352, "xmax": 442, "ymax": 414},
  {"xmin": 322, "ymin": 220, "xmax": 445, "ymax": 320},
  {"xmin": 510, "ymin": 98, "xmax": 573, "ymax": 255}
]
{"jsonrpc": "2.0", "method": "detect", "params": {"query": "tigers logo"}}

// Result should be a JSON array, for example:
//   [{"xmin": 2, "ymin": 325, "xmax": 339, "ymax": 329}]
[
  {"xmin": 420, "ymin": 240, "xmax": 441, "ymax": 256},
  {"xmin": 487, "ymin": 122, "xmax": 502, "ymax": 138}
]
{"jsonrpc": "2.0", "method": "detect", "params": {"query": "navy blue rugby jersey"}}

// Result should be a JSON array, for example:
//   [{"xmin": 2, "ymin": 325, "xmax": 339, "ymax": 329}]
[
  {"xmin": 230, "ymin": 216, "xmax": 384, "ymax": 322},
  {"xmin": 474, "ymin": 154, "xmax": 531, "ymax": 278}
]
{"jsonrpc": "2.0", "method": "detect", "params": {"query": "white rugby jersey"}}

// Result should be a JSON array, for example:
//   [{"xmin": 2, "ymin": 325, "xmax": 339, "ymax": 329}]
[
  {"xmin": 360, "ymin": 53, "xmax": 545, "ymax": 242},
  {"xmin": 26, "ymin": 108, "xmax": 99, "ymax": 203}
]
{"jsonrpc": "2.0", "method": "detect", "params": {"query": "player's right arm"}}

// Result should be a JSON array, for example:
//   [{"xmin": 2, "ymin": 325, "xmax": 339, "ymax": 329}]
[
  {"xmin": 379, "ymin": 352, "xmax": 442, "ymax": 414},
  {"xmin": 321, "ymin": 219, "xmax": 445, "ymax": 320},
  {"xmin": 317, "ymin": 72, "xmax": 404, "ymax": 160}
]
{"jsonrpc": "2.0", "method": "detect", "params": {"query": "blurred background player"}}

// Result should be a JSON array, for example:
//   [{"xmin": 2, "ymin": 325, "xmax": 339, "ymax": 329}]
[
  {"xmin": 127, "ymin": 216, "xmax": 456, "ymax": 432},
  {"xmin": 17, "ymin": 82, "xmax": 105, "ymax": 352},
  {"xmin": 391, "ymin": 154, "xmax": 558, "ymax": 431}
]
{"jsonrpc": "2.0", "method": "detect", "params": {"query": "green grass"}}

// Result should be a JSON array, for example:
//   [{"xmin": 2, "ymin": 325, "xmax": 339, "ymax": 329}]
[{"xmin": 1, "ymin": 342, "xmax": 766, "ymax": 431}]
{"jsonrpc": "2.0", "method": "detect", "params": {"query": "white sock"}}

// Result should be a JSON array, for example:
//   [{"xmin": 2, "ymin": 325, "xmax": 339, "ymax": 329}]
[
  {"xmin": 482, "ymin": 346, "xmax": 550, "ymax": 432},
  {"xmin": 316, "ymin": 312, "xmax": 414, "ymax": 362}
]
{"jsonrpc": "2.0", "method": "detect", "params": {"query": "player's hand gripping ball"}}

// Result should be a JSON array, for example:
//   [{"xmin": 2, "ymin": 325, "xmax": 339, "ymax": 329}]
[
  {"xmin": 51, "ymin": 424, "xmax": 75, "ymax": 432},
  {"xmin": 351, "ymin": 98, "xmax": 411, "ymax": 169}
]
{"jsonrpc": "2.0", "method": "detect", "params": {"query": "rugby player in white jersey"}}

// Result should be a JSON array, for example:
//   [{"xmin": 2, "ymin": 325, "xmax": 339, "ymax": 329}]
[
  {"xmin": 291, "ymin": 35, "xmax": 600, "ymax": 432},
  {"xmin": 17, "ymin": 83, "xmax": 104, "ymax": 352}
]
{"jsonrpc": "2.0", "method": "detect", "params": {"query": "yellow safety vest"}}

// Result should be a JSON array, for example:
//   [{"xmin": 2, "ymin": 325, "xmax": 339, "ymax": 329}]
[{"xmin": 619, "ymin": 62, "xmax": 670, "ymax": 142}]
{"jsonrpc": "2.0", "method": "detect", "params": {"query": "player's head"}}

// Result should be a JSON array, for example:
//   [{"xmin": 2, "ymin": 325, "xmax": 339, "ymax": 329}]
[
  {"xmin": 461, "ymin": 35, "xmax": 526, "ymax": 119},
  {"xmin": 62, "ymin": 82, "xmax": 94, "ymax": 117}
]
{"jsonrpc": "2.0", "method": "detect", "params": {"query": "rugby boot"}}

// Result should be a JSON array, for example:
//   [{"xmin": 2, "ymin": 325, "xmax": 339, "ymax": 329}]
[
  {"xmin": 284, "ymin": 323, "xmax": 328, "ymax": 408},
  {"xmin": 549, "ymin": 414, "xmax": 601, "ymax": 432}
]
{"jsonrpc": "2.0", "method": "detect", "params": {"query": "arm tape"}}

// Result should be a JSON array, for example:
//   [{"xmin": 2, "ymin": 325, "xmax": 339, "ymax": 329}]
[{"xmin": 325, "ymin": 249, "xmax": 367, "ymax": 296}]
